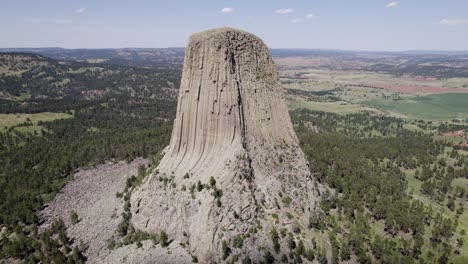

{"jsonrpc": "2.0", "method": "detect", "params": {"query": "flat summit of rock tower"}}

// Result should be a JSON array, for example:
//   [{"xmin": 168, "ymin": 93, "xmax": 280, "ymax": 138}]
[
  {"xmin": 190, "ymin": 27, "xmax": 257, "ymax": 41},
  {"xmin": 131, "ymin": 27, "xmax": 319, "ymax": 262}
]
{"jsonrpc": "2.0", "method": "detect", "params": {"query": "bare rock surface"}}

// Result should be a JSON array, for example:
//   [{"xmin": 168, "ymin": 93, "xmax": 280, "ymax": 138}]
[
  {"xmin": 39, "ymin": 158, "xmax": 163, "ymax": 263},
  {"xmin": 131, "ymin": 27, "xmax": 320, "ymax": 262},
  {"xmin": 101, "ymin": 241, "xmax": 191, "ymax": 264}
]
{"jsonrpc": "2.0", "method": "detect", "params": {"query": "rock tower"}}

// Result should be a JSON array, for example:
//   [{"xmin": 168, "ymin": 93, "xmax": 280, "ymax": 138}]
[{"xmin": 131, "ymin": 28, "xmax": 319, "ymax": 262}]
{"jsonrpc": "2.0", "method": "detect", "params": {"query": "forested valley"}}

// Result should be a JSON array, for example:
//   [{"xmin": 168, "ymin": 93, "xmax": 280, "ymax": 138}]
[
  {"xmin": 0, "ymin": 52, "xmax": 467, "ymax": 263},
  {"xmin": 0, "ymin": 53, "xmax": 178, "ymax": 262}
]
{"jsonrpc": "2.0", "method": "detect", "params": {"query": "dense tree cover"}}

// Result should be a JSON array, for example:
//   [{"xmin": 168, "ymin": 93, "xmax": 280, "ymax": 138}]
[
  {"xmin": 0, "ymin": 49, "xmax": 185, "ymax": 69},
  {"xmin": 0, "ymin": 53, "xmax": 181, "ymax": 100},
  {"xmin": 301, "ymin": 132, "xmax": 433, "ymax": 234},
  {"xmin": 0, "ymin": 97, "xmax": 99, "ymax": 114},
  {"xmin": 0, "ymin": 54, "xmax": 179, "ymax": 261},
  {"xmin": 0, "ymin": 219, "xmax": 86, "ymax": 263},
  {"xmin": 0, "ymin": 95, "xmax": 175, "ymax": 260},
  {"xmin": 292, "ymin": 110, "xmax": 432, "ymax": 138},
  {"xmin": 286, "ymin": 88, "xmax": 340, "ymax": 102},
  {"xmin": 292, "ymin": 109, "xmax": 467, "ymax": 263},
  {"xmin": 0, "ymin": 96, "xmax": 175, "ymax": 226},
  {"xmin": 438, "ymin": 123, "xmax": 468, "ymax": 133}
]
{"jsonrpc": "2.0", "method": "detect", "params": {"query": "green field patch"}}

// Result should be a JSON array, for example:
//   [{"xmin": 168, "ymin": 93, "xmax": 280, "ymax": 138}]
[
  {"xmin": 68, "ymin": 67, "xmax": 104, "ymax": 74},
  {"xmin": 14, "ymin": 125, "xmax": 45, "ymax": 134},
  {"xmin": 434, "ymin": 135, "xmax": 467, "ymax": 144},
  {"xmin": 363, "ymin": 93, "xmax": 468, "ymax": 120},
  {"xmin": 452, "ymin": 178, "xmax": 468, "ymax": 193},
  {"xmin": 278, "ymin": 68, "xmax": 468, "ymax": 91},
  {"xmin": 0, "ymin": 112, "xmax": 73, "ymax": 131},
  {"xmin": 403, "ymin": 123, "xmax": 437, "ymax": 135},
  {"xmin": 281, "ymin": 79, "xmax": 337, "ymax": 92},
  {"xmin": 87, "ymin": 127, "xmax": 100, "ymax": 132},
  {"xmin": 453, "ymin": 255, "xmax": 468, "ymax": 264},
  {"xmin": 13, "ymin": 91, "xmax": 32, "ymax": 101},
  {"xmin": 287, "ymin": 97, "xmax": 375, "ymax": 114},
  {"xmin": 404, "ymin": 169, "xmax": 456, "ymax": 218},
  {"xmin": 54, "ymin": 78, "xmax": 70, "ymax": 86}
]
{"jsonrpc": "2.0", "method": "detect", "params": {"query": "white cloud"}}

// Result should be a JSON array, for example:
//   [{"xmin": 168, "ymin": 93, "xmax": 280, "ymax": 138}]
[
  {"xmin": 221, "ymin": 7, "xmax": 234, "ymax": 13},
  {"xmin": 75, "ymin": 8, "xmax": 86, "ymax": 14},
  {"xmin": 437, "ymin": 18, "xmax": 468, "ymax": 26},
  {"xmin": 54, "ymin": 19, "xmax": 74, "ymax": 24},
  {"xmin": 291, "ymin": 18, "xmax": 301, "ymax": 23},
  {"xmin": 385, "ymin": 2, "xmax": 399, "ymax": 8},
  {"xmin": 305, "ymin": 14, "xmax": 316, "ymax": 20},
  {"xmin": 275, "ymin": 9, "xmax": 295, "ymax": 14}
]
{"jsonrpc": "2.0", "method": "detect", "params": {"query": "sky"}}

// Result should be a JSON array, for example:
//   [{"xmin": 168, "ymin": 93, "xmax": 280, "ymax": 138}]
[{"xmin": 1, "ymin": 0, "xmax": 468, "ymax": 51}]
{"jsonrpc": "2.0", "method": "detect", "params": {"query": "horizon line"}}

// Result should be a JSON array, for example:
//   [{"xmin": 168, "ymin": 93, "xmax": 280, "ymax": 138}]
[{"xmin": 1, "ymin": 47, "xmax": 468, "ymax": 54}]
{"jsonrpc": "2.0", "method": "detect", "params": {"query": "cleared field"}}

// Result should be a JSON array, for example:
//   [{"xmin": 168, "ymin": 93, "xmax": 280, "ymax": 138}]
[
  {"xmin": 287, "ymin": 97, "xmax": 377, "ymax": 114},
  {"xmin": 362, "ymin": 93, "xmax": 468, "ymax": 120},
  {"xmin": 278, "ymin": 68, "xmax": 468, "ymax": 91},
  {"xmin": 280, "ymin": 67, "xmax": 468, "ymax": 122},
  {"xmin": 0, "ymin": 112, "xmax": 73, "ymax": 131},
  {"xmin": 452, "ymin": 178, "xmax": 468, "ymax": 193},
  {"xmin": 282, "ymin": 79, "xmax": 336, "ymax": 92},
  {"xmin": 13, "ymin": 91, "xmax": 32, "ymax": 101},
  {"xmin": 68, "ymin": 67, "xmax": 104, "ymax": 74},
  {"xmin": 434, "ymin": 135, "xmax": 467, "ymax": 145},
  {"xmin": 369, "ymin": 83, "xmax": 468, "ymax": 95},
  {"xmin": 334, "ymin": 86, "xmax": 400, "ymax": 102}
]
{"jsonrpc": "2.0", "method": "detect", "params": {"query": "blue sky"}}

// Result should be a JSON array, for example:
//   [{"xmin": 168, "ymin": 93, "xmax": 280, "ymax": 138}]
[{"xmin": 1, "ymin": 0, "xmax": 467, "ymax": 51}]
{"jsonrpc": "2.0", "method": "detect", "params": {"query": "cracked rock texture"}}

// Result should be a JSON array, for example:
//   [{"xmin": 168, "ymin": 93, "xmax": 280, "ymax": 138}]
[{"xmin": 131, "ymin": 28, "xmax": 319, "ymax": 262}]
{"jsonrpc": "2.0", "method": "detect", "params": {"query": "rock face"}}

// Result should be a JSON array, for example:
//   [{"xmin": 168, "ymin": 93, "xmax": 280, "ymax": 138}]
[
  {"xmin": 39, "ymin": 159, "xmax": 193, "ymax": 264},
  {"xmin": 131, "ymin": 28, "xmax": 319, "ymax": 262}
]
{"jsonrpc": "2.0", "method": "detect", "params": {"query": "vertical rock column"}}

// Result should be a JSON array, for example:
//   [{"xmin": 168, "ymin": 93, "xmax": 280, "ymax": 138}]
[{"xmin": 131, "ymin": 28, "xmax": 318, "ymax": 262}]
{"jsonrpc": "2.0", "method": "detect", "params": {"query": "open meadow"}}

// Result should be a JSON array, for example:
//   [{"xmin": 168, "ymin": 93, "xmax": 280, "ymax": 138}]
[{"xmin": 0, "ymin": 112, "xmax": 73, "ymax": 132}]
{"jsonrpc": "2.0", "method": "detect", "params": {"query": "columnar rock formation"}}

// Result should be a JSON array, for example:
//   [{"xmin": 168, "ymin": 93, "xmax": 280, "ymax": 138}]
[{"xmin": 131, "ymin": 28, "xmax": 319, "ymax": 262}]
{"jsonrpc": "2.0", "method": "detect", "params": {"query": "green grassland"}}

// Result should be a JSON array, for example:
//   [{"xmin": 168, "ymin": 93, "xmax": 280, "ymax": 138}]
[
  {"xmin": 452, "ymin": 178, "xmax": 468, "ymax": 193},
  {"xmin": 280, "ymin": 67, "xmax": 468, "ymax": 121},
  {"xmin": 280, "ymin": 68, "xmax": 468, "ymax": 90},
  {"xmin": 282, "ymin": 78, "xmax": 337, "ymax": 92},
  {"xmin": 282, "ymin": 75, "xmax": 468, "ymax": 121},
  {"xmin": 363, "ymin": 93, "xmax": 468, "ymax": 120},
  {"xmin": 434, "ymin": 135, "xmax": 467, "ymax": 144},
  {"xmin": 0, "ymin": 112, "xmax": 73, "ymax": 132},
  {"xmin": 287, "ymin": 97, "xmax": 377, "ymax": 114},
  {"xmin": 68, "ymin": 66, "xmax": 105, "ymax": 74},
  {"xmin": 13, "ymin": 91, "xmax": 32, "ymax": 101}
]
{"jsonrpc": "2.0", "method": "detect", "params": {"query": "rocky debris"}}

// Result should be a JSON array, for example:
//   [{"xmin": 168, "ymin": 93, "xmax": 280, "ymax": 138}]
[
  {"xmin": 101, "ymin": 241, "xmax": 191, "ymax": 264},
  {"xmin": 131, "ymin": 28, "xmax": 320, "ymax": 262},
  {"xmin": 39, "ymin": 158, "xmax": 149, "ymax": 263}
]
